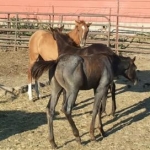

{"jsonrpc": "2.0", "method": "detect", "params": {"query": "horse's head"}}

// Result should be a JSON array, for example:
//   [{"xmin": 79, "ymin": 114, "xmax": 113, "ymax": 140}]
[
  {"xmin": 48, "ymin": 25, "xmax": 64, "ymax": 33},
  {"xmin": 120, "ymin": 56, "xmax": 138, "ymax": 85},
  {"xmin": 74, "ymin": 20, "xmax": 92, "ymax": 47},
  {"xmin": 50, "ymin": 27, "xmax": 79, "ymax": 47}
]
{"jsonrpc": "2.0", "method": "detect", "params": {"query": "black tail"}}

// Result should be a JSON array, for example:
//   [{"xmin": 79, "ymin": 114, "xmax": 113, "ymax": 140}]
[{"xmin": 31, "ymin": 60, "xmax": 57, "ymax": 80}]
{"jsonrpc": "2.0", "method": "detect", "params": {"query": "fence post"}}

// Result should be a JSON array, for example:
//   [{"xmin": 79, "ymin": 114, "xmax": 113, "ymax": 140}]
[
  {"xmin": 60, "ymin": 15, "xmax": 63, "ymax": 27},
  {"xmin": 115, "ymin": 0, "xmax": 119, "ymax": 55},
  {"xmin": 107, "ymin": 8, "xmax": 111, "ymax": 47},
  {"xmin": 52, "ymin": 6, "xmax": 54, "ymax": 27},
  {"xmin": 49, "ymin": 14, "xmax": 51, "ymax": 27},
  {"xmin": 7, "ymin": 13, "xmax": 10, "ymax": 33},
  {"xmin": 14, "ymin": 14, "xmax": 18, "ymax": 51}
]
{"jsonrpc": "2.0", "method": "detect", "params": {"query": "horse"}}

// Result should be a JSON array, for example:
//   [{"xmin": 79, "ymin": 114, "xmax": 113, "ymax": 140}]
[
  {"xmin": 27, "ymin": 20, "xmax": 92, "ymax": 100},
  {"xmin": 46, "ymin": 27, "xmax": 118, "ymax": 116},
  {"xmin": 31, "ymin": 53, "xmax": 137, "ymax": 149}
]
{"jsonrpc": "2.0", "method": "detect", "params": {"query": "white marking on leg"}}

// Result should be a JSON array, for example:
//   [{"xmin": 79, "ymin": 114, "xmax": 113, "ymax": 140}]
[{"xmin": 28, "ymin": 83, "xmax": 32, "ymax": 100}]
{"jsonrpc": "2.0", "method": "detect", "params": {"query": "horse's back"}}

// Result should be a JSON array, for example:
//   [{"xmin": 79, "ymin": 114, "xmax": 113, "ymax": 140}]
[
  {"xmin": 29, "ymin": 30, "xmax": 58, "ymax": 62},
  {"xmin": 55, "ymin": 54, "xmax": 113, "ymax": 90},
  {"xmin": 87, "ymin": 44, "xmax": 114, "ymax": 55}
]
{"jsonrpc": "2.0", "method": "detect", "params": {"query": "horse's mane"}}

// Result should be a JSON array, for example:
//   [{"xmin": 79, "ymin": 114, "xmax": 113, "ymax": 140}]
[{"xmin": 61, "ymin": 32, "xmax": 80, "ymax": 48}]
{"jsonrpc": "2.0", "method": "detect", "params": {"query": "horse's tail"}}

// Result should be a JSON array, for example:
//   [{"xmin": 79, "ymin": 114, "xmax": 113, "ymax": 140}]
[{"xmin": 31, "ymin": 60, "xmax": 57, "ymax": 80}]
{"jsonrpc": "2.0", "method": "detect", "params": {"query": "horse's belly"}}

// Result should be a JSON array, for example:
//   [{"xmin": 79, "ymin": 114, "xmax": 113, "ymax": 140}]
[{"xmin": 80, "ymin": 80, "xmax": 99, "ymax": 90}]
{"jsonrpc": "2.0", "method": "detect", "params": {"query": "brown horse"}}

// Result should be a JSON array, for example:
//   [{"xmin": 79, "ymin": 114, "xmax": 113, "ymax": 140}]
[
  {"xmin": 28, "ymin": 20, "xmax": 92, "ymax": 100},
  {"xmin": 31, "ymin": 53, "xmax": 137, "ymax": 148}
]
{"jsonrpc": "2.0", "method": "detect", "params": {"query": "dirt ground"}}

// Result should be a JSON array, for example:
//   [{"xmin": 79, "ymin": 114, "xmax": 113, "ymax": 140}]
[{"xmin": 0, "ymin": 49, "xmax": 150, "ymax": 150}]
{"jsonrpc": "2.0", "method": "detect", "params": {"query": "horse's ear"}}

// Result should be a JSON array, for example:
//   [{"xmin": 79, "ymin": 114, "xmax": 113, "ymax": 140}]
[
  {"xmin": 132, "ymin": 56, "xmax": 136, "ymax": 62},
  {"xmin": 59, "ymin": 25, "xmax": 64, "ymax": 32},
  {"xmin": 75, "ymin": 20, "xmax": 80, "ymax": 25},
  {"xmin": 49, "ymin": 27, "xmax": 55, "ymax": 32},
  {"xmin": 48, "ymin": 27, "xmax": 55, "ymax": 34},
  {"xmin": 87, "ymin": 22, "xmax": 92, "ymax": 27}
]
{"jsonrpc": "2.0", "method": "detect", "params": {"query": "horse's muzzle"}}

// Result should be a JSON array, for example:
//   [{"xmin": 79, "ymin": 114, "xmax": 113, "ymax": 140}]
[
  {"xmin": 80, "ymin": 43, "xmax": 85, "ymax": 47},
  {"xmin": 80, "ymin": 39, "xmax": 86, "ymax": 47}
]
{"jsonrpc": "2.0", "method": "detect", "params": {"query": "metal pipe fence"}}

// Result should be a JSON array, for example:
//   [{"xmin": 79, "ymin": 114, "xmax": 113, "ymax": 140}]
[{"xmin": 0, "ymin": 11, "xmax": 150, "ymax": 53}]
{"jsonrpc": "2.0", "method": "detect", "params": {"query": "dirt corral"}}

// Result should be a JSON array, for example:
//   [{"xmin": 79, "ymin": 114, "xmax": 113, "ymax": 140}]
[{"xmin": 0, "ymin": 49, "xmax": 150, "ymax": 150}]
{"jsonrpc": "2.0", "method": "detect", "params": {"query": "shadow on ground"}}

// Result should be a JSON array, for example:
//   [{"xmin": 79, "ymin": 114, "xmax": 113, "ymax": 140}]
[
  {"xmin": 0, "ymin": 110, "xmax": 47, "ymax": 141},
  {"xmin": 105, "ymin": 97, "xmax": 150, "ymax": 136},
  {"xmin": 76, "ymin": 96, "xmax": 150, "ymax": 146},
  {"xmin": 115, "ymin": 70, "xmax": 150, "ymax": 94}
]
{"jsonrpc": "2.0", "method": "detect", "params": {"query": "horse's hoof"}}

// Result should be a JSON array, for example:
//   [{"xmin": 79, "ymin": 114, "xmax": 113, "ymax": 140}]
[
  {"xmin": 28, "ymin": 97, "xmax": 33, "ymax": 101},
  {"xmin": 51, "ymin": 146, "xmax": 58, "ymax": 150},
  {"xmin": 32, "ymin": 97, "xmax": 38, "ymax": 102},
  {"xmin": 99, "ymin": 128, "xmax": 106, "ymax": 137},
  {"xmin": 50, "ymin": 143, "xmax": 58, "ymax": 149},
  {"xmin": 109, "ymin": 112, "xmax": 115, "ymax": 116},
  {"xmin": 60, "ymin": 108, "xmax": 65, "ymax": 113},
  {"xmin": 90, "ymin": 136, "xmax": 96, "ymax": 142},
  {"xmin": 38, "ymin": 95, "xmax": 42, "ymax": 99},
  {"xmin": 101, "ymin": 131, "xmax": 106, "ymax": 137},
  {"xmin": 102, "ymin": 111, "xmax": 108, "ymax": 117},
  {"xmin": 76, "ymin": 137, "xmax": 81, "ymax": 145}
]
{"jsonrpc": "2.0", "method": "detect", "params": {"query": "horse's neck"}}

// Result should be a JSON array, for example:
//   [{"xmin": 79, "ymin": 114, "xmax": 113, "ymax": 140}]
[
  {"xmin": 112, "ymin": 55, "xmax": 126, "ymax": 76},
  {"xmin": 56, "ymin": 34, "xmax": 80, "ymax": 55},
  {"xmin": 56, "ymin": 34, "xmax": 72, "ymax": 54},
  {"xmin": 68, "ymin": 28, "xmax": 80, "ymax": 46}
]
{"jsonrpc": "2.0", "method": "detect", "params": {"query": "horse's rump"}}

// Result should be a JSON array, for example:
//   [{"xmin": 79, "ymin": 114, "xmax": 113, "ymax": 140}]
[{"xmin": 29, "ymin": 30, "xmax": 58, "ymax": 61}]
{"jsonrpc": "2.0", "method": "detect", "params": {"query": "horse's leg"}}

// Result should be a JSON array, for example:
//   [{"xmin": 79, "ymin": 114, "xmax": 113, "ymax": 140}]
[
  {"xmin": 27, "ymin": 64, "xmax": 33, "ymax": 100},
  {"xmin": 100, "ymin": 81, "xmax": 116, "ymax": 116},
  {"xmin": 34, "ymin": 80, "xmax": 41, "ymax": 99},
  {"xmin": 28, "ymin": 51, "xmax": 41, "ymax": 100},
  {"xmin": 34, "ymin": 54, "xmax": 45, "ymax": 99},
  {"xmin": 28, "ymin": 56, "xmax": 45, "ymax": 100},
  {"xmin": 28, "ymin": 65, "xmax": 41, "ymax": 100},
  {"xmin": 89, "ymin": 95, "xmax": 99, "ymax": 141},
  {"xmin": 62, "ymin": 89, "xmax": 81, "ymax": 145},
  {"xmin": 90, "ymin": 86, "xmax": 108, "ymax": 141},
  {"xmin": 101, "ymin": 89, "xmax": 108, "ymax": 116},
  {"xmin": 60, "ymin": 89, "xmax": 66, "ymax": 113},
  {"xmin": 109, "ymin": 81, "xmax": 116, "ymax": 116},
  {"xmin": 46, "ymin": 77, "xmax": 63, "ymax": 149},
  {"xmin": 62, "ymin": 89, "xmax": 76, "ymax": 109},
  {"xmin": 98, "ymin": 88, "xmax": 109, "ymax": 137},
  {"xmin": 98, "ymin": 103, "xmax": 105, "ymax": 137},
  {"xmin": 94, "ymin": 88, "xmax": 107, "ymax": 116}
]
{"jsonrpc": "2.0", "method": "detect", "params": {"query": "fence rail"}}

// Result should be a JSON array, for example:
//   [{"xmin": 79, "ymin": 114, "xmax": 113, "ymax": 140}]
[{"xmin": 0, "ymin": 11, "xmax": 150, "ymax": 53}]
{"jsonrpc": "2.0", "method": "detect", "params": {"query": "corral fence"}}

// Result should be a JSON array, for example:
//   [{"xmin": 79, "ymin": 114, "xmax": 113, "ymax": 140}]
[{"xmin": 0, "ymin": 11, "xmax": 150, "ymax": 54}]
